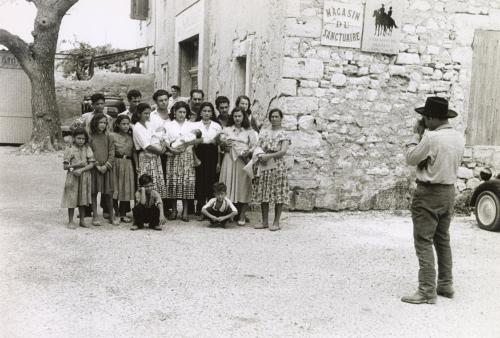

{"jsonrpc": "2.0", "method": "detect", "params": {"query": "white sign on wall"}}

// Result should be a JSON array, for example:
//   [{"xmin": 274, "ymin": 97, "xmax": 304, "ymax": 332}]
[
  {"xmin": 361, "ymin": 0, "xmax": 402, "ymax": 54},
  {"xmin": 321, "ymin": 1, "xmax": 363, "ymax": 48}
]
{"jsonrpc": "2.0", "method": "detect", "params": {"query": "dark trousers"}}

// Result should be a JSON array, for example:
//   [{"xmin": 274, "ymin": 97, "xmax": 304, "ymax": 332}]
[
  {"xmin": 411, "ymin": 183, "xmax": 455, "ymax": 296},
  {"xmin": 133, "ymin": 204, "xmax": 160, "ymax": 227},
  {"xmin": 207, "ymin": 207, "xmax": 232, "ymax": 226},
  {"xmin": 113, "ymin": 199, "xmax": 131, "ymax": 216}
]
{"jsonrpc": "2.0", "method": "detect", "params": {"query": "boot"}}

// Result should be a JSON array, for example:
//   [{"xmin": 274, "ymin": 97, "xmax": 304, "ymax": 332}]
[{"xmin": 401, "ymin": 292, "xmax": 436, "ymax": 304}]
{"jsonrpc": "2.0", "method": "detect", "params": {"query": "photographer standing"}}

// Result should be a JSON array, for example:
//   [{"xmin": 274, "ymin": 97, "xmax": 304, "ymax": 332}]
[{"xmin": 401, "ymin": 97, "xmax": 465, "ymax": 305}]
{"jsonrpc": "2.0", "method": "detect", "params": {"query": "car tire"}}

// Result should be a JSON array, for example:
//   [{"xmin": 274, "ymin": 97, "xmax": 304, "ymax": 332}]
[{"xmin": 474, "ymin": 190, "xmax": 500, "ymax": 231}]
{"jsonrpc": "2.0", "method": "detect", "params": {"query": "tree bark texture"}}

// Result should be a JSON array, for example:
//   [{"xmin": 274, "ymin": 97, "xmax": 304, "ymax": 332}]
[{"xmin": 0, "ymin": 0, "xmax": 79, "ymax": 152}]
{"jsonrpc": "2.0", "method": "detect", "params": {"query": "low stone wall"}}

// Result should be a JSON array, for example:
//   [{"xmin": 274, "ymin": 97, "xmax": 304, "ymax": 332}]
[{"xmin": 56, "ymin": 72, "xmax": 155, "ymax": 123}]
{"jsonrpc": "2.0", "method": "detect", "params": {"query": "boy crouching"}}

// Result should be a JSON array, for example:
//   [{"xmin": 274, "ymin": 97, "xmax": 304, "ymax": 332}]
[
  {"xmin": 131, "ymin": 174, "xmax": 166, "ymax": 231},
  {"xmin": 201, "ymin": 182, "xmax": 238, "ymax": 228}
]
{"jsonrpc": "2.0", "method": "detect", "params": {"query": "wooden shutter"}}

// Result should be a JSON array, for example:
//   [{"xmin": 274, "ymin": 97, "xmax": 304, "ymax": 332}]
[
  {"xmin": 130, "ymin": 0, "xmax": 149, "ymax": 20},
  {"xmin": 467, "ymin": 30, "xmax": 500, "ymax": 146}
]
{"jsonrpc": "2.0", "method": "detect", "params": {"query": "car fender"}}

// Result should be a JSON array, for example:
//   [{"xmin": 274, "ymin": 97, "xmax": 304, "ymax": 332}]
[{"xmin": 470, "ymin": 179, "xmax": 500, "ymax": 206}]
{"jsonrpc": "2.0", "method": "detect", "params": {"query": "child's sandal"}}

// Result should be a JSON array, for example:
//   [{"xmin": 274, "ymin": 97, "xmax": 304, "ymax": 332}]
[
  {"xmin": 92, "ymin": 219, "xmax": 101, "ymax": 226},
  {"xmin": 121, "ymin": 216, "xmax": 132, "ymax": 223}
]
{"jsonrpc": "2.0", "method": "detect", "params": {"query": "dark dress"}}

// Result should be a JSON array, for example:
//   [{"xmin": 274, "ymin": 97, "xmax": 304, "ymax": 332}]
[
  {"xmin": 90, "ymin": 133, "xmax": 114, "ymax": 195},
  {"xmin": 195, "ymin": 120, "xmax": 222, "ymax": 206}
]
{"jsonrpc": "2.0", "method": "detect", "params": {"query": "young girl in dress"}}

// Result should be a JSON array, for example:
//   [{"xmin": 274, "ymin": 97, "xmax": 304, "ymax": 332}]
[
  {"xmin": 89, "ymin": 113, "xmax": 118, "ymax": 226},
  {"xmin": 111, "ymin": 115, "xmax": 136, "ymax": 223},
  {"xmin": 61, "ymin": 128, "xmax": 95, "ymax": 229}
]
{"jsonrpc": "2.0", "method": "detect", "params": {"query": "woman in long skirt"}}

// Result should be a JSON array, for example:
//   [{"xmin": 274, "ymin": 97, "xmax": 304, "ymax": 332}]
[
  {"xmin": 194, "ymin": 102, "xmax": 222, "ymax": 219},
  {"xmin": 165, "ymin": 101, "xmax": 201, "ymax": 222},
  {"xmin": 219, "ymin": 107, "xmax": 258, "ymax": 226},
  {"xmin": 252, "ymin": 108, "xmax": 290, "ymax": 231},
  {"xmin": 132, "ymin": 103, "xmax": 168, "ymax": 206}
]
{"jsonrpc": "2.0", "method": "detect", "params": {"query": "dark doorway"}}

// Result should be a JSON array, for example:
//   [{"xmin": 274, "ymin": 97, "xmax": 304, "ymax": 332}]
[{"xmin": 179, "ymin": 35, "xmax": 199, "ymax": 96}]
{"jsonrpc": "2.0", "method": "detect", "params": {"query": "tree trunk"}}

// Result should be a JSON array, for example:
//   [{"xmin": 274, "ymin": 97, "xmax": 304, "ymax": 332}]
[
  {"xmin": 20, "ymin": 61, "xmax": 63, "ymax": 153},
  {"xmin": 0, "ymin": 0, "xmax": 79, "ymax": 153}
]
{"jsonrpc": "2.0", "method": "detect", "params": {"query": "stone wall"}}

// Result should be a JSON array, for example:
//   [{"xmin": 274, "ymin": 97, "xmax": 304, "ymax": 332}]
[
  {"xmin": 56, "ymin": 72, "xmax": 155, "ymax": 123},
  {"xmin": 275, "ymin": 0, "xmax": 500, "ymax": 211}
]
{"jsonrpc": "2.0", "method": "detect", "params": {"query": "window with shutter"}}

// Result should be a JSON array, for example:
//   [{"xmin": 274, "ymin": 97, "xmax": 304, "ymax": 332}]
[{"xmin": 130, "ymin": 0, "xmax": 149, "ymax": 20}]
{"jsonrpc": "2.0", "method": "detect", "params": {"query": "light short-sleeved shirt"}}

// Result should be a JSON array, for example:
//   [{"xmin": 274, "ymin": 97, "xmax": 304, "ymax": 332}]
[
  {"xmin": 405, "ymin": 124, "xmax": 465, "ymax": 185},
  {"xmin": 149, "ymin": 109, "xmax": 171, "ymax": 134},
  {"xmin": 63, "ymin": 144, "xmax": 95, "ymax": 165},
  {"xmin": 133, "ymin": 121, "xmax": 154, "ymax": 151},
  {"xmin": 167, "ymin": 96, "xmax": 189, "ymax": 112},
  {"xmin": 195, "ymin": 120, "xmax": 222, "ymax": 144},
  {"xmin": 202, "ymin": 197, "xmax": 237, "ymax": 213}
]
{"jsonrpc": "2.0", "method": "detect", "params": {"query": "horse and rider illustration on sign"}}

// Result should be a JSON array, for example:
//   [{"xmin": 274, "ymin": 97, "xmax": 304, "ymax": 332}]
[
  {"xmin": 372, "ymin": 4, "xmax": 398, "ymax": 36},
  {"xmin": 362, "ymin": 0, "xmax": 403, "ymax": 54}
]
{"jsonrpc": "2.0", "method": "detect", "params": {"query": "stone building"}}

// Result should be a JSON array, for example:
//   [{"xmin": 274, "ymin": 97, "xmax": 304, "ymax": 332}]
[{"xmin": 134, "ymin": 0, "xmax": 500, "ymax": 211}]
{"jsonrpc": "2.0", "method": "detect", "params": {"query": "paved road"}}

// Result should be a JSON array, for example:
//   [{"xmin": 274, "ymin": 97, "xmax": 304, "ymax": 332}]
[{"xmin": 1, "ymin": 147, "xmax": 499, "ymax": 337}]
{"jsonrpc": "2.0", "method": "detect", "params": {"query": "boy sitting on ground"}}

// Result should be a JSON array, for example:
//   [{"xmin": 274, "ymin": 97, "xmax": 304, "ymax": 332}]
[
  {"xmin": 201, "ymin": 182, "xmax": 238, "ymax": 228},
  {"xmin": 131, "ymin": 174, "xmax": 166, "ymax": 231}
]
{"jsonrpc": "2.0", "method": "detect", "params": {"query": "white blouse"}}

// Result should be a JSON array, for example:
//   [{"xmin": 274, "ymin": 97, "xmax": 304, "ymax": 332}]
[
  {"xmin": 165, "ymin": 120, "xmax": 198, "ymax": 143},
  {"xmin": 195, "ymin": 120, "xmax": 222, "ymax": 144},
  {"xmin": 133, "ymin": 121, "xmax": 154, "ymax": 150},
  {"xmin": 149, "ymin": 110, "xmax": 171, "ymax": 134}
]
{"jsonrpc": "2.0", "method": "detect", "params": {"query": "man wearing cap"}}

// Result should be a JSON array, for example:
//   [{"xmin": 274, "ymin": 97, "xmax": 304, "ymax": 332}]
[{"xmin": 401, "ymin": 96, "xmax": 465, "ymax": 305}]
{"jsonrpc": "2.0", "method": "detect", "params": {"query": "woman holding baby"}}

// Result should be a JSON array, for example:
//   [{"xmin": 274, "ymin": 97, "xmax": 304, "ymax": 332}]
[
  {"xmin": 164, "ymin": 101, "xmax": 201, "ymax": 222},
  {"xmin": 219, "ymin": 107, "xmax": 258, "ymax": 226},
  {"xmin": 132, "ymin": 103, "xmax": 168, "ymax": 200}
]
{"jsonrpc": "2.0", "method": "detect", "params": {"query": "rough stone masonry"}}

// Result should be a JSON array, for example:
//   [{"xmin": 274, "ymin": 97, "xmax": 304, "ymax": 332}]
[{"xmin": 269, "ymin": 0, "xmax": 500, "ymax": 212}]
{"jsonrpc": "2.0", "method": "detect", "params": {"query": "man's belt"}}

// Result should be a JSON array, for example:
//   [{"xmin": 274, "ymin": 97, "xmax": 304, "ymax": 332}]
[{"xmin": 416, "ymin": 180, "xmax": 453, "ymax": 187}]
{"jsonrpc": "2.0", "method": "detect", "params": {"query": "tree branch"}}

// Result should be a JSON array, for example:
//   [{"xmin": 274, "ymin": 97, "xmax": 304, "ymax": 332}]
[
  {"xmin": 0, "ymin": 28, "xmax": 34, "ymax": 69},
  {"xmin": 26, "ymin": 0, "xmax": 41, "ymax": 8},
  {"xmin": 54, "ymin": 0, "xmax": 79, "ymax": 18}
]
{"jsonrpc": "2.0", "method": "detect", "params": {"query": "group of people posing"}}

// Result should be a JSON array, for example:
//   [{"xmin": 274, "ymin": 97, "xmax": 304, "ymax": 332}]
[{"xmin": 61, "ymin": 86, "xmax": 290, "ymax": 231}]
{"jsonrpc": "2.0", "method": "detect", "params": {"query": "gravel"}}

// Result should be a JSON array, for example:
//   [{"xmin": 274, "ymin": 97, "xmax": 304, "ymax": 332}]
[{"xmin": 1, "ymin": 146, "xmax": 499, "ymax": 337}]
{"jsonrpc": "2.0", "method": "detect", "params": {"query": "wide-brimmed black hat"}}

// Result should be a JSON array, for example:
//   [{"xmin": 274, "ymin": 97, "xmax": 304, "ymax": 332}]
[{"xmin": 415, "ymin": 96, "xmax": 457, "ymax": 118}]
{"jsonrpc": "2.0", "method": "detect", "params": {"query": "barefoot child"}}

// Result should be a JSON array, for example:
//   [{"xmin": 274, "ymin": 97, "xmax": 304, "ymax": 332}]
[
  {"xmin": 131, "ymin": 174, "xmax": 167, "ymax": 231},
  {"xmin": 111, "ymin": 115, "xmax": 136, "ymax": 223},
  {"xmin": 61, "ymin": 128, "xmax": 95, "ymax": 229},
  {"xmin": 201, "ymin": 182, "xmax": 238, "ymax": 228},
  {"xmin": 89, "ymin": 113, "xmax": 118, "ymax": 226}
]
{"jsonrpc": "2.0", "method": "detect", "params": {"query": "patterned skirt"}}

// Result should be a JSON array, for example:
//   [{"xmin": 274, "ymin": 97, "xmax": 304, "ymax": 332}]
[
  {"xmin": 252, "ymin": 157, "xmax": 290, "ymax": 205},
  {"xmin": 61, "ymin": 171, "xmax": 92, "ymax": 208},
  {"xmin": 113, "ymin": 157, "xmax": 135, "ymax": 201},
  {"xmin": 138, "ymin": 151, "xmax": 167, "ymax": 198},
  {"xmin": 166, "ymin": 148, "xmax": 195, "ymax": 200}
]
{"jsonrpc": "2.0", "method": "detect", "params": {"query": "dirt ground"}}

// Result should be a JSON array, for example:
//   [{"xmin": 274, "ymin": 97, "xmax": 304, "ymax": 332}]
[{"xmin": 1, "ymin": 146, "xmax": 499, "ymax": 338}]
